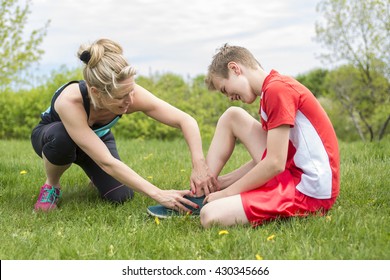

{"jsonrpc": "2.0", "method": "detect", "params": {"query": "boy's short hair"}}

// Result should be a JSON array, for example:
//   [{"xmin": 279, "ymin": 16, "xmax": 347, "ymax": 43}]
[{"xmin": 205, "ymin": 43, "xmax": 262, "ymax": 91}]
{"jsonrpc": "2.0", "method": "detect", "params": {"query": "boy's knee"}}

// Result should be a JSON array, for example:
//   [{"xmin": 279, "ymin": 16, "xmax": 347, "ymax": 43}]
[
  {"xmin": 219, "ymin": 106, "xmax": 245, "ymax": 124},
  {"xmin": 224, "ymin": 106, "xmax": 245, "ymax": 117},
  {"xmin": 200, "ymin": 205, "xmax": 216, "ymax": 228}
]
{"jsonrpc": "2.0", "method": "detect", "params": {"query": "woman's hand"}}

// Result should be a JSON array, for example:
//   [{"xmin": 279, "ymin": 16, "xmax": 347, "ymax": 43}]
[
  {"xmin": 156, "ymin": 189, "xmax": 199, "ymax": 213},
  {"xmin": 190, "ymin": 160, "xmax": 219, "ymax": 196}
]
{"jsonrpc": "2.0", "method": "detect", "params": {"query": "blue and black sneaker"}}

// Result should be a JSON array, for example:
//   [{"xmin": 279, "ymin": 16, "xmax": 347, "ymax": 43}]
[{"xmin": 147, "ymin": 195, "xmax": 205, "ymax": 219}]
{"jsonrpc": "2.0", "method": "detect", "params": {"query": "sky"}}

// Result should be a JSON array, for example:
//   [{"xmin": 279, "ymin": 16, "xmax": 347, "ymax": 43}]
[{"xmin": 26, "ymin": 0, "xmax": 325, "ymax": 79}]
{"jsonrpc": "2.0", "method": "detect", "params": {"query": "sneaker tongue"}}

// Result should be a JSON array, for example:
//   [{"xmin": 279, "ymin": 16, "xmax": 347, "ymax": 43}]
[{"xmin": 41, "ymin": 187, "xmax": 57, "ymax": 203}]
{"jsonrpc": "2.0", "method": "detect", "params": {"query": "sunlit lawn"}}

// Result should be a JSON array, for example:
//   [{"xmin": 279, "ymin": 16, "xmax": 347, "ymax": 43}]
[{"xmin": 0, "ymin": 139, "xmax": 389, "ymax": 260}]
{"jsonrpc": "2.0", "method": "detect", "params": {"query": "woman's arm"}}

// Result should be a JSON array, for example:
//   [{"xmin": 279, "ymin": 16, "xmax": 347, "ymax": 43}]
[
  {"xmin": 131, "ymin": 85, "xmax": 217, "ymax": 195},
  {"xmin": 54, "ymin": 84, "xmax": 198, "ymax": 212}
]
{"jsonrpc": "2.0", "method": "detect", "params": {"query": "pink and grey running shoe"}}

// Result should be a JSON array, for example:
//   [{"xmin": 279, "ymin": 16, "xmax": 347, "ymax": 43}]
[{"xmin": 34, "ymin": 184, "xmax": 62, "ymax": 212}]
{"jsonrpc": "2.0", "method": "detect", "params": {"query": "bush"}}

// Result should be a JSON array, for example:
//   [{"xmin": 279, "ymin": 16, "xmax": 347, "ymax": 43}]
[
  {"xmin": 4, "ymin": 67, "xmax": 377, "ymax": 143},
  {"xmin": 0, "ymin": 69, "xmax": 247, "ymax": 141},
  {"xmin": 0, "ymin": 67, "xmax": 82, "ymax": 139}
]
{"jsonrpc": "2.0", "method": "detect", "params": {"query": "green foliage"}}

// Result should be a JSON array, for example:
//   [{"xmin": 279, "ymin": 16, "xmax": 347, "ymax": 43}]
[
  {"xmin": 1, "ymin": 66, "xmax": 386, "ymax": 143},
  {"xmin": 325, "ymin": 64, "xmax": 390, "ymax": 141},
  {"xmin": 295, "ymin": 68, "xmax": 361, "ymax": 141},
  {"xmin": 112, "ymin": 73, "xmax": 259, "ymax": 141},
  {"xmin": 295, "ymin": 68, "xmax": 329, "ymax": 97},
  {"xmin": 315, "ymin": 0, "xmax": 390, "ymax": 141},
  {"xmin": 0, "ymin": 0, "xmax": 49, "ymax": 89},
  {"xmin": 316, "ymin": 0, "xmax": 389, "ymax": 75},
  {"xmin": 318, "ymin": 96, "xmax": 360, "ymax": 142},
  {"xmin": 0, "ymin": 69, "xmax": 258, "ymax": 141},
  {"xmin": 296, "ymin": 66, "xmax": 390, "ymax": 142},
  {"xmin": 0, "ymin": 67, "xmax": 82, "ymax": 139}
]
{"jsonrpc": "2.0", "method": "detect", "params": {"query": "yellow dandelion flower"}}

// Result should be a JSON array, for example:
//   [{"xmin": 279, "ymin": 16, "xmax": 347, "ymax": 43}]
[
  {"xmin": 147, "ymin": 176, "xmax": 153, "ymax": 180},
  {"xmin": 180, "ymin": 169, "xmax": 186, "ymax": 172},
  {"xmin": 154, "ymin": 216, "xmax": 160, "ymax": 225},
  {"xmin": 255, "ymin": 254, "xmax": 263, "ymax": 260},
  {"xmin": 218, "ymin": 230, "xmax": 229, "ymax": 235},
  {"xmin": 20, "ymin": 170, "xmax": 27, "ymax": 175},
  {"xmin": 267, "ymin": 234, "xmax": 275, "ymax": 241}
]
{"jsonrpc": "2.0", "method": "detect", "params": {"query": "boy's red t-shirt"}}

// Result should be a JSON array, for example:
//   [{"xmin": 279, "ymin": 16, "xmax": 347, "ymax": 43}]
[{"xmin": 259, "ymin": 70, "xmax": 340, "ymax": 199}]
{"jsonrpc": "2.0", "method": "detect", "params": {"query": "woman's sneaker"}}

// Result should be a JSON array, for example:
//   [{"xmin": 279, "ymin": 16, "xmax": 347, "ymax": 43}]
[{"xmin": 34, "ymin": 184, "xmax": 62, "ymax": 212}]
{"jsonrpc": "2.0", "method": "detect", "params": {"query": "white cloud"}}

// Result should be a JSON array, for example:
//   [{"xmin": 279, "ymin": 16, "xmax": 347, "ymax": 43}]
[{"xmin": 26, "ymin": 0, "xmax": 323, "ymax": 78}]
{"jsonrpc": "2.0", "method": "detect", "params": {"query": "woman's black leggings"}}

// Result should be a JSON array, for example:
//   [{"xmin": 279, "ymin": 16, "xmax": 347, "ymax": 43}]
[{"xmin": 31, "ymin": 122, "xmax": 134, "ymax": 203}]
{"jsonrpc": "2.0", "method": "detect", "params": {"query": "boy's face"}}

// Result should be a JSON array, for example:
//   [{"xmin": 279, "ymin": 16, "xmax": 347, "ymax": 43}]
[{"xmin": 212, "ymin": 65, "xmax": 257, "ymax": 104}]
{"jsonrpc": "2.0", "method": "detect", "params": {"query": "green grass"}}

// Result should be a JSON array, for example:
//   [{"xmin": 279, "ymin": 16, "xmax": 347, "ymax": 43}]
[{"xmin": 0, "ymin": 139, "xmax": 389, "ymax": 260}]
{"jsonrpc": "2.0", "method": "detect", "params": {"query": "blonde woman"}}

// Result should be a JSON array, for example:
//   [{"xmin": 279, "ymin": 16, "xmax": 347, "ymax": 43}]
[{"xmin": 31, "ymin": 38, "xmax": 216, "ymax": 213}]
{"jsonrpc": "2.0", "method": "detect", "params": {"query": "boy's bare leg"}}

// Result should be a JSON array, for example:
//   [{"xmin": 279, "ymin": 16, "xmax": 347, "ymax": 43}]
[
  {"xmin": 206, "ymin": 107, "xmax": 266, "ymax": 180},
  {"xmin": 200, "ymin": 194, "xmax": 248, "ymax": 228},
  {"xmin": 200, "ymin": 107, "xmax": 266, "ymax": 226}
]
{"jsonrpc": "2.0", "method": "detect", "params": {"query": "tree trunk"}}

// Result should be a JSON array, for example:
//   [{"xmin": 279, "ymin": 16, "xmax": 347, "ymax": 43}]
[
  {"xmin": 378, "ymin": 114, "xmax": 390, "ymax": 140},
  {"xmin": 358, "ymin": 111, "xmax": 374, "ymax": 141}
]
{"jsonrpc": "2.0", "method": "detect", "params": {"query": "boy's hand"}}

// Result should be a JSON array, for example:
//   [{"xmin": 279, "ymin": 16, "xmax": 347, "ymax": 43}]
[
  {"xmin": 190, "ymin": 161, "xmax": 219, "ymax": 196},
  {"xmin": 203, "ymin": 189, "xmax": 227, "ymax": 204}
]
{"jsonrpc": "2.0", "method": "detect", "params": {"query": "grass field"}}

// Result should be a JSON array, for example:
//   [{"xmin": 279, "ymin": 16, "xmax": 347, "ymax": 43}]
[{"xmin": 0, "ymin": 139, "xmax": 389, "ymax": 260}]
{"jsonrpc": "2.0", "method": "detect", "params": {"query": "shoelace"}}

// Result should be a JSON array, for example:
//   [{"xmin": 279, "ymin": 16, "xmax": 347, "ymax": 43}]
[{"xmin": 40, "ymin": 187, "xmax": 62, "ymax": 205}]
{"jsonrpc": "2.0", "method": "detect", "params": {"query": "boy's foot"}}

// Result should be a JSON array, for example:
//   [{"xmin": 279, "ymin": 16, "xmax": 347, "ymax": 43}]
[
  {"xmin": 34, "ymin": 184, "xmax": 62, "ymax": 212},
  {"xmin": 147, "ymin": 205, "xmax": 181, "ymax": 219},
  {"xmin": 147, "ymin": 195, "xmax": 205, "ymax": 219}
]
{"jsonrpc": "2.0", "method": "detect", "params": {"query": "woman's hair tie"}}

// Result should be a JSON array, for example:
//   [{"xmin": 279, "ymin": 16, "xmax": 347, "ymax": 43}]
[{"xmin": 80, "ymin": 50, "xmax": 91, "ymax": 64}]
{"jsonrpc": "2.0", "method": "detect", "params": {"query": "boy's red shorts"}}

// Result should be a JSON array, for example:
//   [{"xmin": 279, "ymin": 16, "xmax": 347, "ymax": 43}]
[{"xmin": 241, "ymin": 169, "xmax": 337, "ymax": 226}]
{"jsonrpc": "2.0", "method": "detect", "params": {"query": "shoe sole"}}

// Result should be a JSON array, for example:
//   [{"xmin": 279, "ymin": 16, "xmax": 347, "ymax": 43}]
[
  {"xmin": 147, "ymin": 205, "xmax": 179, "ymax": 219},
  {"xmin": 146, "ymin": 195, "xmax": 206, "ymax": 219}
]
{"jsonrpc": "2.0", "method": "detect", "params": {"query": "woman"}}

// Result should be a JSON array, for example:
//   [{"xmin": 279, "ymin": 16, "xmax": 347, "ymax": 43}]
[{"xmin": 31, "ymin": 38, "xmax": 216, "ymax": 213}]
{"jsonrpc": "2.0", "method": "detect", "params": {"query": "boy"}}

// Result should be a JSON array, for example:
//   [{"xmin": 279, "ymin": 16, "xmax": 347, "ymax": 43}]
[
  {"xmin": 148, "ymin": 44, "xmax": 339, "ymax": 228},
  {"xmin": 198, "ymin": 44, "xmax": 340, "ymax": 227}
]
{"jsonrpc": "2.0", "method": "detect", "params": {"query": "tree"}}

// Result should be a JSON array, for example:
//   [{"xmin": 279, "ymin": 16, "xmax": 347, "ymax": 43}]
[
  {"xmin": 315, "ymin": 0, "xmax": 390, "ymax": 141},
  {"xmin": 325, "ymin": 65, "xmax": 389, "ymax": 141},
  {"xmin": 0, "ymin": 0, "xmax": 49, "ymax": 88}
]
